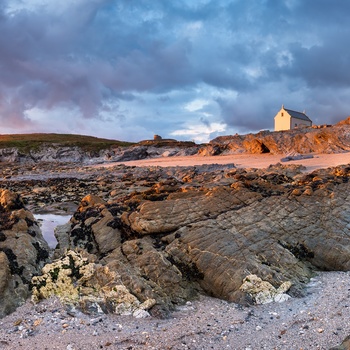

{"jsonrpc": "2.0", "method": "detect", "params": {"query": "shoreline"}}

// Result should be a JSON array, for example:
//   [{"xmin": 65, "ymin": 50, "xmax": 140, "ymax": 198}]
[{"xmin": 95, "ymin": 152, "xmax": 350, "ymax": 173}]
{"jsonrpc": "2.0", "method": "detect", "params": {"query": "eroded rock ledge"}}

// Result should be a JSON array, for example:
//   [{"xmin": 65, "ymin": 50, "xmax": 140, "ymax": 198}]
[{"xmin": 1, "ymin": 162, "xmax": 350, "ymax": 318}]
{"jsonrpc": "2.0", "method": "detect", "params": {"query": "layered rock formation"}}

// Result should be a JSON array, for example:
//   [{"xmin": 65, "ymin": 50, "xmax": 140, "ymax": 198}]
[
  {"xmin": 26, "ymin": 163, "xmax": 350, "ymax": 316},
  {"xmin": 1, "ymin": 161, "xmax": 350, "ymax": 319}
]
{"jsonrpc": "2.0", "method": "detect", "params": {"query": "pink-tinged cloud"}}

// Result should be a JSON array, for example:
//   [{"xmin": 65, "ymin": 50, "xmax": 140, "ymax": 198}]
[{"xmin": 0, "ymin": 0, "xmax": 349, "ymax": 140}]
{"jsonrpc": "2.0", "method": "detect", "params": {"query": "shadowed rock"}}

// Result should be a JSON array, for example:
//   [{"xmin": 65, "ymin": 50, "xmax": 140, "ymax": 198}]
[{"xmin": 0, "ymin": 189, "xmax": 50, "ymax": 318}]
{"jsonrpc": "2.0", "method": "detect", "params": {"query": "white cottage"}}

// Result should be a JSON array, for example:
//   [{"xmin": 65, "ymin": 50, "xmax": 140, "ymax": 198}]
[{"xmin": 274, "ymin": 105, "xmax": 312, "ymax": 131}]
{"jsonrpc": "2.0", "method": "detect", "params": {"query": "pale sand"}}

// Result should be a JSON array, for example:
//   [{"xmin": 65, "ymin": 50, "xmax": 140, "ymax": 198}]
[{"xmin": 99, "ymin": 152, "xmax": 350, "ymax": 173}]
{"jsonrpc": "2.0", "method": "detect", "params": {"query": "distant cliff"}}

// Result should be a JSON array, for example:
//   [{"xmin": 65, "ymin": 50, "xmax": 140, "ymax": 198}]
[{"xmin": 201, "ymin": 119, "xmax": 350, "ymax": 156}]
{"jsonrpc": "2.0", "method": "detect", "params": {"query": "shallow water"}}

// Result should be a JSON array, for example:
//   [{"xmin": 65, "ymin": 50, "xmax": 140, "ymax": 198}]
[{"xmin": 35, "ymin": 214, "xmax": 71, "ymax": 248}]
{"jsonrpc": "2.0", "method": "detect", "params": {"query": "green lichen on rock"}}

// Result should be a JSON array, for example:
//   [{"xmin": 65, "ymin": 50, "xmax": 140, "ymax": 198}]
[{"xmin": 31, "ymin": 250, "xmax": 155, "ymax": 317}]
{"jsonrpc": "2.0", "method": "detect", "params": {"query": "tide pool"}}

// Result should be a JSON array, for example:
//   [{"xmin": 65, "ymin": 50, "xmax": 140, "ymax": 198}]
[{"xmin": 35, "ymin": 214, "xmax": 71, "ymax": 248}]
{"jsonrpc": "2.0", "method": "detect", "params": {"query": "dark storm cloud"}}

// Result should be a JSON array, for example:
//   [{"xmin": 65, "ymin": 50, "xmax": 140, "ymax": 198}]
[{"xmin": 0, "ymin": 0, "xmax": 349, "ymax": 139}]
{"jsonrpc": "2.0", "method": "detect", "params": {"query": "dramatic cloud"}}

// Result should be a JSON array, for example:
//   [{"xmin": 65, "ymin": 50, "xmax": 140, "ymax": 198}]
[{"xmin": 0, "ymin": 0, "xmax": 349, "ymax": 141}]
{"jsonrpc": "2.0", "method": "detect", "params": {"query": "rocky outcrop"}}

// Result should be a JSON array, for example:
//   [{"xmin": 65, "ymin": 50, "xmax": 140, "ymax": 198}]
[
  {"xmin": 35, "ymin": 162, "xmax": 349, "ymax": 315},
  {"xmin": 0, "ymin": 142, "xmax": 199, "ymax": 165},
  {"xmin": 0, "ymin": 122, "xmax": 349, "ymax": 165},
  {"xmin": 0, "ymin": 189, "xmax": 50, "ymax": 318},
  {"xmin": 208, "ymin": 122, "xmax": 350, "ymax": 155},
  {"xmin": 1, "ymin": 160, "xmax": 350, "ymax": 319},
  {"xmin": 0, "ymin": 146, "xmax": 86, "ymax": 163},
  {"xmin": 1, "ymin": 121, "xmax": 350, "ymax": 166}
]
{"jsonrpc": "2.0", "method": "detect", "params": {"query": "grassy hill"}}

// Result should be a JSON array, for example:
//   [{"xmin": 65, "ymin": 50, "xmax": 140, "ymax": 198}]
[{"xmin": 0, "ymin": 133, "xmax": 134, "ymax": 153}]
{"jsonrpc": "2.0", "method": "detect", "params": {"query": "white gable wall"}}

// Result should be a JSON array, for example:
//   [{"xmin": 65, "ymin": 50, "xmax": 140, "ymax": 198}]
[{"xmin": 274, "ymin": 109, "xmax": 291, "ymax": 131}]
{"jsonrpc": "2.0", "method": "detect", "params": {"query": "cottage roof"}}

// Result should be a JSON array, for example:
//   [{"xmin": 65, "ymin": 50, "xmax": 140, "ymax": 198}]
[{"xmin": 284, "ymin": 108, "xmax": 312, "ymax": 122}]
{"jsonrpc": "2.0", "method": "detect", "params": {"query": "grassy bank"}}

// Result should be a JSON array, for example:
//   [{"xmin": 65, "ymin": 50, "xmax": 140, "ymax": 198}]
[{"xmin": 0, "ymin": 133, "xmax": 134, "ymax": 153}]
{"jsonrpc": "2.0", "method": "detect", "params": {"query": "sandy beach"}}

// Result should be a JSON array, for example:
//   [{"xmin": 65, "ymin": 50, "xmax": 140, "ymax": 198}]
[
  {"xmin": 0, "ymin": 271, "xmax": 349, "ymax": 349},
  {"xmin": 100, "ymin": 152, "xmax": 350, "ymax": 173}
]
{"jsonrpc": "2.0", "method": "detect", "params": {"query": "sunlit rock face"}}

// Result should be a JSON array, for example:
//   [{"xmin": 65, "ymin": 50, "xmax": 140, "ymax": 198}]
[
  {"xmin": 206, "ymin": 122, "xmax": 350, "ymax": 155},
  {"xmin": 44, "ymin": 163, "xmax": 350, "ymax": 315},
  {"xmin": 1, "ymin": 161, "xmax": 350, "ymax": 318}
]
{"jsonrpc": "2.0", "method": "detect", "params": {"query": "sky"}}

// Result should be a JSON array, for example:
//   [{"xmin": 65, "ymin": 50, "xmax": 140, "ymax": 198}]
[{"xmin": 1, "ymin": 0, "xmax": 350, "ymax": 143}]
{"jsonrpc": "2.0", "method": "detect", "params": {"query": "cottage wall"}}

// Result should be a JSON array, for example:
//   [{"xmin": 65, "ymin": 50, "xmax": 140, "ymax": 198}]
[
  {"xmin": 274, "ymin": 110, "xmax": 291, "ymax": 131},
  {"xmin": 290, "ymin": 117, "xmax": 312, "ymax": 129}
]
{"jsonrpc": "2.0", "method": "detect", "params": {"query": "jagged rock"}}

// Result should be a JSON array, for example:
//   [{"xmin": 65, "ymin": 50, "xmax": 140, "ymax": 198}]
[
  {"xmin": 78, "ymin": 194, "xmax": 106, "ymax": 210},
  {"xmin": 242, "ymin": 138, "xmax": 270, "ymax": 154},
  {"xmin": 336, "ymin": 117, "xmax": 350, "ymax": 126},
  {"xmin": 209, "ymin": 122, "xmax": 350, "ymax": 155},
  {"xmin": 2, "ymin": 161, "xmax": 350, "ymax": 318},
  {"xmin": 0, "ymin": 189, "xmax": 50, "ymax": 317},
  {"xmin": 26, "ymin": 165, "xmax": 343, "ymax": 311},
  {"xmin": 197, "ymin": 144, "xmax": 223, "ymax": 156},
  {"xmin": 0, "ymin": 189, "xmax": 24, "ymax": 210}
]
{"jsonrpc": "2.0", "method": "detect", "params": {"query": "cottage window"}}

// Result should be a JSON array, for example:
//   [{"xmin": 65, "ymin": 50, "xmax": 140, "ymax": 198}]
[{"xmin": 281, "ymin": 112, "xmax": 284, "ymax": 116}]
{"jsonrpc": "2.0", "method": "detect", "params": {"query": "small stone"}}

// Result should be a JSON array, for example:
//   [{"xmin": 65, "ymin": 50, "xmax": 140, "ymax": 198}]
[
  {"xmin": 33, "ymin": 319, "xmax": 42, "ymax": 327},
  {"xmin": 133, "ymin": 309, "xmax": 150, "ymax": 319},
  {"xmin": 317, "ymin": 328, "xmax": 324, "ymax": 333},
  {"xmin": 13, "ymin": 319, "xmax": 22, "ymax": 326}
]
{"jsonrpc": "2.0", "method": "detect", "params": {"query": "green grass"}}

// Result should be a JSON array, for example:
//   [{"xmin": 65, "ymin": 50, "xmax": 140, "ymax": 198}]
[{"xmin": 0, "ymin": 133, "xmax": 134, "ymax": 153}]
